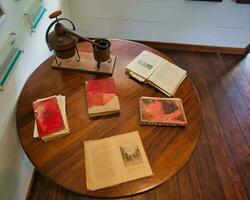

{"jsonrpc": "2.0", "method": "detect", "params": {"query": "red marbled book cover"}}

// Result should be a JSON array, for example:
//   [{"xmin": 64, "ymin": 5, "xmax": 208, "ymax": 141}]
[
  {"xmin": 139, "ymin": 97, "xmax": 187, "ymax": 126},
  {"xmin": 33, "ymin": 96, "xmax": 65, "ymax": 137},
  {"xmin": 85, "ymin": 78, "xmax": 120, "ymax": 117},
  {"xmin": 85, "ymin": 78, "xmax": 115, "ymax": 107}
]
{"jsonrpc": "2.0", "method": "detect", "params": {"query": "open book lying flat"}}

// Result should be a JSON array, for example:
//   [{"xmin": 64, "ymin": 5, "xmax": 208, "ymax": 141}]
[
  {"xmin": 84, "ymin": 131, "xmax": 153, "ymax": 191},
  {"xmin": 126, "ymin": 50, "xmax": 187, "ymax": 96}
]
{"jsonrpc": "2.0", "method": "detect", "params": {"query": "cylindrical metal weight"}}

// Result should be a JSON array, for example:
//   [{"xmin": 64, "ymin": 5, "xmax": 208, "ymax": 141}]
[{"xmin": 92, "ymin": 39, "xmax": 111, "ymax": 64}]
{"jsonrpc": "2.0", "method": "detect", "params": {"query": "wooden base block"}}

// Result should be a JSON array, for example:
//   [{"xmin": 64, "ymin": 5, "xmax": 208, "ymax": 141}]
[{"xmin": 51, "ymin": 52, "xmax": 116, "ymax": 75}]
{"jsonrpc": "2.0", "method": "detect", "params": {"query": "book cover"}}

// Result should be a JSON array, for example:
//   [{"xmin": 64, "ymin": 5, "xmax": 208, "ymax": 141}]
[
  {"xmin": 84, "ymin": 131, "xmax": 153, "ymax": 191},
  {"xmin": 33, "ymin": 95, "xmax": 70, "ymax": 142},
  {"xmin": 33, "ymin": 96, "xmax": 65, "ymax": 137},
  {"xmin": 85, "ymin": 78, "xmax": 120, "ymax": 117},
  {"xmin": 139, "ymin": 97, "xmax": 187, "ymax": 126}
]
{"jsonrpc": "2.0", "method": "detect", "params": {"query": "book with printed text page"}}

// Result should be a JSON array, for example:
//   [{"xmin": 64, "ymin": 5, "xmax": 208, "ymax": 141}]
[
  {"xmin": 85, "ymin": 78, "xmax": 120, "ymax": 117},
  {"xmin": 84, "ymin": 131, "xmax": 153, "ymax": 191},
  {"xmin": 139, "ymin": 97, "xmax": 187, "ymax": 126},
  {"xmin": 126, "ymin": 50, "xmax": 187, "ymax": 96}
]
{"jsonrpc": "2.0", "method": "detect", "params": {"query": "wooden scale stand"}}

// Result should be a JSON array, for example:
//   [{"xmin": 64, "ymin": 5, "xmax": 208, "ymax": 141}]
[{"xmin": 46, "ymin": 10, "xmax": 116, "ymax": 75}]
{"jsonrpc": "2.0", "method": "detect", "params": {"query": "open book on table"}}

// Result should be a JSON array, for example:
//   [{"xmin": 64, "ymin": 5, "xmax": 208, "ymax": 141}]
[
  {"xmin": 84, "ymin": 131, "xmax": 153, "ymax": 191},
  {"xmin": 126, "ymin": 50, "xmax": 187, "ymax": 96}
]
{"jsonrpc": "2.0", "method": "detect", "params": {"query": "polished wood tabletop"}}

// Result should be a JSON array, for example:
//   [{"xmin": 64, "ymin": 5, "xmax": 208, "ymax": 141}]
[{"xmin": 16, "ymin": 40, "xmax": 202, "ymax": 199}]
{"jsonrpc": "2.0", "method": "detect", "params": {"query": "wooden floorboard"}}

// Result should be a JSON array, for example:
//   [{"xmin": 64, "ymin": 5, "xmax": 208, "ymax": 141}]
[
  {"xmin": 133, "ymin": 190, "xmax": 156, "ymax": 200},
  {"xmin": 27, "ymin": 50, "xmax": 250, "ymax": 200},
  {"xmin": 221, "ymin": 55, "xmax": 250, "ymax": 146},
  {"xmin": 176, "ymin": 156, "xmax": 202, "ymax": 200},
  {"xmin": 193, "ymin": 126, "xmax": 225, "ymax": 200},
  {"xmin": 182, "ymin": 52, "xmax": 247, "ymax": 200},
  {"xmin": 156, "ymin": 175, "xmax": 179, "ymax": 200},
  {"xmin": 212, "ymin": 55, "xmax": 250, "ymax": 198}
]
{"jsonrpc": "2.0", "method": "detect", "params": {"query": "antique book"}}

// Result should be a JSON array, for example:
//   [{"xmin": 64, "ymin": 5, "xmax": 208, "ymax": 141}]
[
  {"xmin": 126, "ymin": 50, "xmax": 187, "ymax": 96},
  {"xmin": 33, "ymin": 95, "xmax": 70, "ymax": 142},
  {"xmin": 84, "ymin": 131, "xmax": 153, "ymax": 191},
  {"xmin": 85, "ymin": 78, "xmax": 120, "ymax": 117},
  {"xmin": 139, "ymin": 97, "xmax": 187, "ymax": 126}
]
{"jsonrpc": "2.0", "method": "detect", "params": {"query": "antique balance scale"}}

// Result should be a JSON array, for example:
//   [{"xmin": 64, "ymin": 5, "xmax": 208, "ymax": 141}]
[{"xmin": 45, "ymin": 10, "xmax": 116, "ymax": 75}]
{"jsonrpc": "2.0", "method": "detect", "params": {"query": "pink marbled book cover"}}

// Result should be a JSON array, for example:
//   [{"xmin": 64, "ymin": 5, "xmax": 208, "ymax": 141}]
[{"xmin": 139, "ymin": 97, "xmax": 187, "ymax": 126}]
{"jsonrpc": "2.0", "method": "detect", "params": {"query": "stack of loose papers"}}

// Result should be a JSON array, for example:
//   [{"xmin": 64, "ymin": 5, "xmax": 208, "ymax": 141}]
[
  {"xmin": 33, "ymin": 95, "xmax": 70, "ymax": 142},
  {"xmin": 84, "ymin": 131, "xmax": 153, "ymax": 191},
  {"xmin": 126, "ymin": 50, "xmax": 187, "ymax": 96}
]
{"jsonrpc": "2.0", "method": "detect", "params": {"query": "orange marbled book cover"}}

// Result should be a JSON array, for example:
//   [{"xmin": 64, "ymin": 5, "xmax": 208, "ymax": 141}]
[{"xmin": 139, "ymin": 97, "xmax": 187, "ymax": 126}]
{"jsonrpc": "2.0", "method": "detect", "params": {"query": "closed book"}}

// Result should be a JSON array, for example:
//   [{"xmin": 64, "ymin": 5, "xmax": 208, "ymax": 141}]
[
  {"xmin": 85, "ymin": 78, "xmax": 120, "ymax": 117},
  {"xmin": 33, "ymin": 95, "xmax": 69, "ymax": 142},
  {"xmin": 33, "ymin": 96, "xmax": 65, "ymax": 136},
  {"xmin": 139, "ymin": 97, "xmax": 187, "ymax": 126}
]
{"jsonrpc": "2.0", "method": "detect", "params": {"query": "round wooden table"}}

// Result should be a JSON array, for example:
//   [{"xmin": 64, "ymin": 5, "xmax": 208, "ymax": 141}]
[{"xmin": 16, "ymin": 40, "xmax": 201, "ymax": 198}]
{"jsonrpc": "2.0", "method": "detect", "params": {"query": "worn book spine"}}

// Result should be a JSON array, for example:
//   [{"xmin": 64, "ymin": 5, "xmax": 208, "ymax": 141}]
[{"xmin": 139, "ymin": 119, "xmax": 187, "ymax": 127}]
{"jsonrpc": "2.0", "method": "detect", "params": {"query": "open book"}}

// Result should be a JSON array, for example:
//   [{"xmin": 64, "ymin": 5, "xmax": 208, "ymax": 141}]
[
  {"xmin": 33, "ymin": 95, "xmax": 70, "ymax": 142},
  {"xmin": 126, "ymin": 50, "xmax": 187, "ymax": 96},
  {"xmin": 84, "ymin": 131, "xmax": 153, "ymax": 191}
]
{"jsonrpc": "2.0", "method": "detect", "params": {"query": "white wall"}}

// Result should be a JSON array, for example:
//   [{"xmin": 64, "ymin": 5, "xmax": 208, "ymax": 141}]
[
  {"xmin": 68, "ymin": 0, "xmax": 250, "ymax": 48},
  {"xmin": 0, "ymin": 0, "xmax": 69, "ymax": 199}
]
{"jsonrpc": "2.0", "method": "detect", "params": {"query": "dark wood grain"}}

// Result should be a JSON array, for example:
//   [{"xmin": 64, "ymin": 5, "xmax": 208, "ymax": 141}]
[
  {"xmin": 180, "ymin": 52, "xmax": 248, "ymax": 200},
  {"xmin": 175, "ymin": 51, "xmax": 249, "ymax": 199},
  {"xmin": 133, "ymin": 190, "xmax": 156, "ymax": 200},
  {"xmin": 17, "ymin": 40, "xmax": 201, "ymax": 199},
  {"xmin": 27, "ymin": 50, "xmax": 250, "ymax": 200}
]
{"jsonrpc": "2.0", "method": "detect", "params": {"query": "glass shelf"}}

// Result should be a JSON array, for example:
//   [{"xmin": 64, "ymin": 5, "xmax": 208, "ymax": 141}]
[
  {"xmin": 24, "ymin": 0, "xmax": 46, "ymax": 32},
  {"xmin": 0, "ymin": 33, "xmax": 23, "ymax": 90}
]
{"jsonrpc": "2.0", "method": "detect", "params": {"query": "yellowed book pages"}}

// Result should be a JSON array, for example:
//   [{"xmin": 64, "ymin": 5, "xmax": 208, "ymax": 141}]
[
  {"xmin": 84, "ymin": 138, "xmax": 121, "ymax": 190},
  {"xmin": 147, "ymin": 59, "xmax": 187, "ymax": 96},
  {"xmin": 128, "ymin": 71, "xmax": 146, "ymax": 82},
  {"xmin": 126, "ymin": 50, "xmax": 162, "ymax": 81},
  {"xmin": 88, "ymin": 95, "xmax": 120, "ymax": 117},
  {"xmin": 84, "ymin": 131, "xmax": 153, "ymax": 191},
  {"xmin": 126, "ymin": 50, "xmax": 187, "ymax": 96},
  {"xmin": 114, "ymin": 131, "xmax": 153, "ymax": 183}
]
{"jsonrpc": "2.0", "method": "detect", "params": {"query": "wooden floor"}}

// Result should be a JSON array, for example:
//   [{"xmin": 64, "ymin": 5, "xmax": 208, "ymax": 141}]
[{"xmin": 27, "ymin": 50, "xmax": 250, "ymax": 200}]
